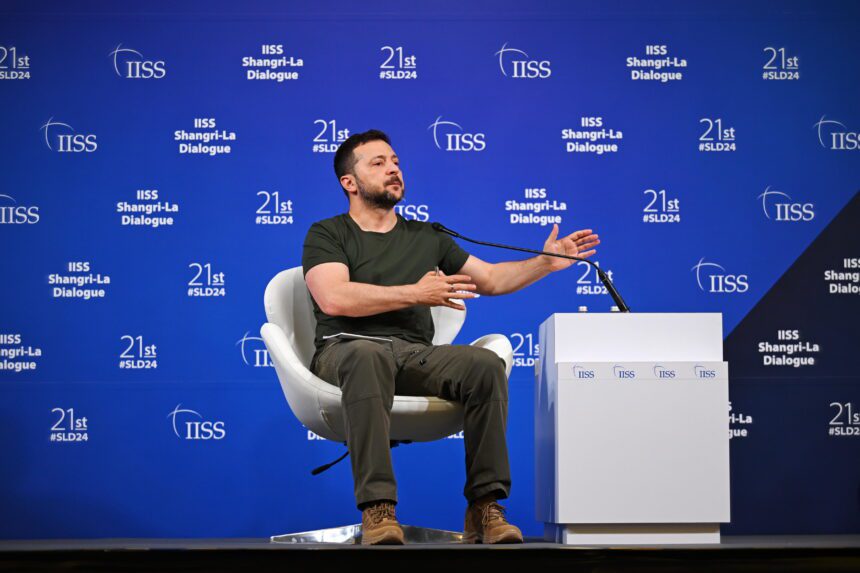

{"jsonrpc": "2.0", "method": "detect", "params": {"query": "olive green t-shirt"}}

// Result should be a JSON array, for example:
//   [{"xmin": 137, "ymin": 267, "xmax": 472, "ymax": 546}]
[{"xmin": 301, "ymin": 213, "xmax": 471, "ymax": 354}]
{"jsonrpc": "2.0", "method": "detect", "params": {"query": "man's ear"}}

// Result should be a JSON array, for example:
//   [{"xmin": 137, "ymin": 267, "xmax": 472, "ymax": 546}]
[{"xmin": 340, "ymin": 174, "xmax": 356, "ymax": 194}]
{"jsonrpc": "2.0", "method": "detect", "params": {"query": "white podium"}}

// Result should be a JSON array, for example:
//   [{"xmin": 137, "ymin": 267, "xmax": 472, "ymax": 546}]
[{"xmin": 535, "ymin": 313, "xmax": 730, "ymax": 545}]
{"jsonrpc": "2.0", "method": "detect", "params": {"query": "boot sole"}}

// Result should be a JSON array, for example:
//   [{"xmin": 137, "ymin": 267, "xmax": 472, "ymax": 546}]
[
  {"xmin": 462, "ymin": 530, "xmax": 523, "ymax": 544},
  {"xmin": 361, "ymin": 527, "xmax": 405, "ymax": 546}
]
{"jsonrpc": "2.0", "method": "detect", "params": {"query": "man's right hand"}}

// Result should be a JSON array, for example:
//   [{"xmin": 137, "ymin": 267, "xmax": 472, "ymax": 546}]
[{"xmin": 414, "ymin": 271, "xmax": 478, "ymax": 310}]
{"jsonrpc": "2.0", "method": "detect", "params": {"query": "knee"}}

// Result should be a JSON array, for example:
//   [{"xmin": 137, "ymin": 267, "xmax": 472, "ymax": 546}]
[{"xmin": 463, "ymin": 347, "xmax": 508, "ymax": 401}]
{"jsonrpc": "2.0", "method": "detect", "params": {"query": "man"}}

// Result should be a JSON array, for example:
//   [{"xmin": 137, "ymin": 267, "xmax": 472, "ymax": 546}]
[{"xmin": 302, "ymin": 129, "xmax": 599, "ymax": 545}]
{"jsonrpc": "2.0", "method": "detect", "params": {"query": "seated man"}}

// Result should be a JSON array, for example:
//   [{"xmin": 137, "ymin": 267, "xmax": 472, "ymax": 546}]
[{"xmin": 302, "ymin": 129, "xmax": 599, "ymax": 545}]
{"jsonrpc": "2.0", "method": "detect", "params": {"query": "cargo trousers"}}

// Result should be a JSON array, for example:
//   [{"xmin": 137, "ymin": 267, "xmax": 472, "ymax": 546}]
[{"xmin": 309, "ymin": 334, "xmax": 512, "ymax": 509}]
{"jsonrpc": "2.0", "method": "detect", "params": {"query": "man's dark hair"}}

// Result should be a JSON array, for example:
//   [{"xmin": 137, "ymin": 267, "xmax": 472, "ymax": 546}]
[{"xmin": 333, "ymin": 129, "xmax": 391, "ymax": 197}]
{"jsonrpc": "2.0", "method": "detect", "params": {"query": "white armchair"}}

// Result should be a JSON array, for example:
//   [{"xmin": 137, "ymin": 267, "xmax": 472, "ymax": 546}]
[
  {"xmin": 260, "ymin": 266, "xmax": 514, "ymax": 543},
  {"xmin": 260, "ymin": 266, "xmax": 513, "ymax": 443}
]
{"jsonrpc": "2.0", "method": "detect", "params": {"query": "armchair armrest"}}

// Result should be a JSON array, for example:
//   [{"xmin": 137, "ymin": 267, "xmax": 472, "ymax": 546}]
[{"xmin": 261, "ymin": 322, "xmax": 314, "ymax": 384}]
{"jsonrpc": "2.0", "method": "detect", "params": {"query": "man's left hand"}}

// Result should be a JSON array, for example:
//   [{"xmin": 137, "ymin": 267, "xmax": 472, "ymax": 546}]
[{"xmin": 540, "ymin": 224, "xmax": 600, "ymax": 271}]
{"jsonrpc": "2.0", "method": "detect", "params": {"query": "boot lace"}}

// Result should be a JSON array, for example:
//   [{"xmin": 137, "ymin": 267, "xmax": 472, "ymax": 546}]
[
  {"xmin": 481, "ymin": 501, "xmax": 508, "ymax": 526},
  {"xmin": 366, "ymin": 502, "xmax": 396, "ymax": 525}
]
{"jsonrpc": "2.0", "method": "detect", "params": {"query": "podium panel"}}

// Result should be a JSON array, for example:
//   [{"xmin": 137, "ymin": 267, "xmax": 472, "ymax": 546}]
[{"xmin": 536, "ymin": 313, "xmax": 731, "ymax": 545}]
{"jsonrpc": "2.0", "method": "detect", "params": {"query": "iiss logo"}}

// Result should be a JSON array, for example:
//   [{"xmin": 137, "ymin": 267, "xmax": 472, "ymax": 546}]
[
  {"xmin": 692, "ymin": 257, "xmax": 749, "ymax": 294},
  {"xmin": 110, "ymin": 44, "xmax": 166, "ymax": 79},
  {"xmin": 571, "ymin": 364, "xmax": 595, "ymax": 379},
  {"xmin": 613, "ymin": 365, "xmax": 636, "ymax": 379},
  {"xmin": 815, "ymin": 115, "xmax": 859, "ymax": 151},
  {"xmin": 652, "ymin": 364, "xmax": 676, "ymax": 379},
  {"xmin": 0, "ymin": 194, "xmax": 39, "ymax": 224},
  {"xmin": 693, "ymin": 364, "xmax": 717, "ymax": 379},
  {"xmin": 40, "ymin": 118, "xmax": 97, "ymax": 153},
  {"xmin": 428, "ymin": 116, "xmax": 485, "ymax": 152},
  {"xmin": 394, "ymin": 203, "xmax": 430, "ymax": 221},
  {"xmin": 236, "ymin": 331, "xmax": 273, "ymax": 368},
  {"xmin": 167, "ymin": 404, "xmax": 225, "ymax": 440},
  {"xmin": 758, "ymin": 186, "xmax": 814, "ymax": 222},
  {"xmin": 495, "ymin": 42, "xmax": 551, "ymax": 79}
]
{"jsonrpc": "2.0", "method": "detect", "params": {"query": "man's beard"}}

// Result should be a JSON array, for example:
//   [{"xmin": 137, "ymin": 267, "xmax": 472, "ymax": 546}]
[{"xmin": 356, "ymin": 176, "xmax": 404, "ymax": 210}]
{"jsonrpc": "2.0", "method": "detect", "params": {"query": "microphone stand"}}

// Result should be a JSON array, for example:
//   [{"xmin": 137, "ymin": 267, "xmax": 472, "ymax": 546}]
[{"xmin": 432, "ymin": 222, "xmax": 630, "ymax": 313}]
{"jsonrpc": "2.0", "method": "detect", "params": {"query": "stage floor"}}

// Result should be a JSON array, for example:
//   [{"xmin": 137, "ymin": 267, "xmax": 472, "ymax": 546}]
[
  {"xmin": 2, "ymin": 535, "xmax": 859, "ymax": 572},
  {"xmin": 1, "ymin": 534, "xmax": 860, "ymax": 551}
]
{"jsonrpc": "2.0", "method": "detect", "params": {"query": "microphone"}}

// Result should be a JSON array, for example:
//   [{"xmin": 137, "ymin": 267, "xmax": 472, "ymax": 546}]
[
  {"xmin": 432, "ymin": 222, "xmax": 461, "ymax": 238},
  {"xmin": 431, "ymin": 222, "xmax": 630, "ymax": 313}
]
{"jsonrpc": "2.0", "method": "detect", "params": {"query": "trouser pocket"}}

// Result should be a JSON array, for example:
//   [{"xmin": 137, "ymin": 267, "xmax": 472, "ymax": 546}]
[{"xmin": 413, "ymin": 345, "xmax": 439, "ymax": 366}]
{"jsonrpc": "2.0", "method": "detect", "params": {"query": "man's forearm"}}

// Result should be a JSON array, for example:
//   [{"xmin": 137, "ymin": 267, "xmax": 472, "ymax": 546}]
[
  {"xmin": 489, "ymin": 256, "xmax": 555, "ymax": 295},
  {"xmin": 326, "ymin": 281, "xmax": 419, "ymax": 317}
]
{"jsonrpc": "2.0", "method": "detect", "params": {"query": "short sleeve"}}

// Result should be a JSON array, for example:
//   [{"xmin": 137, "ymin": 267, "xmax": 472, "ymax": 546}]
[
  {"xmin": 302, "ymin": 222, "xmax": 348, "ymax": 277},
  {"xmin": 437, "ymin": 232, "xmax": 470, "ymax": 275}
]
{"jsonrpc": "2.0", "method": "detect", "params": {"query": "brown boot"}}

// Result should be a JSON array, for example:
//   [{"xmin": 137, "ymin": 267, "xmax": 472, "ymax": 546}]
[
  {"xmin": 463, "ymin": 495, "xmax": 523, "ymax": 544},
  {"xmin": 360, "ymin": 500, "xmax": 405, "ymax": 545}
]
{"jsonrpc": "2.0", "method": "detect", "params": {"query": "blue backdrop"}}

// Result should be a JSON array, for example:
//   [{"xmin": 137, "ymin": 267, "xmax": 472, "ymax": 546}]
[{"xmin": 1, "ymin": 0, "xmax": 858, "ymax": 538}]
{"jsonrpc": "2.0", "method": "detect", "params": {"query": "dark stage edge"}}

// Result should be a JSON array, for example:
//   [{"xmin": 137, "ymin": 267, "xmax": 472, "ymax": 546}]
[{"xmin": 1, "ymin": 536, "xmax": 860, "ymax": 573}]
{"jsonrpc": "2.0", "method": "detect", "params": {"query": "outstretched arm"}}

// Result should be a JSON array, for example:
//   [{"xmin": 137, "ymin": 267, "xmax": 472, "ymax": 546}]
[{"xmin": 456, "ymin": 225, "xmax": 600, "ymax": 296}]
